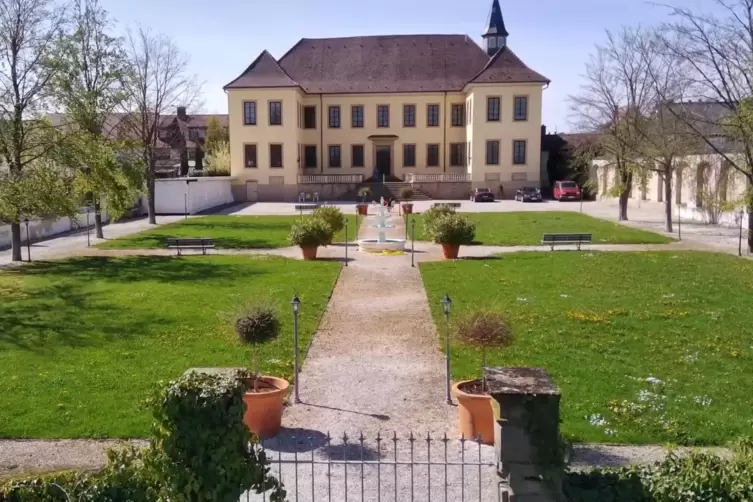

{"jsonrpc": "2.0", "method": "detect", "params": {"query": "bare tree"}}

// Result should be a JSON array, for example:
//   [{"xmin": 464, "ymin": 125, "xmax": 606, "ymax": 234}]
[
  {"xmin": 0, "ymin": 0, "xmax": 69, "ymax": 261},
  {"xmin": 569, "ymin": 27, "xmax": 654, "ymax": 221},
  {"xmin": 658, "ymin": 0, "xmax": 753, "ymax": 250},
  {"xmin": 630, "ymin": 31, "xmax": 699, "ymax": 233},
  {"xmin": 120, "ymin": 27, "xmax": 200, "ymax": 224}
]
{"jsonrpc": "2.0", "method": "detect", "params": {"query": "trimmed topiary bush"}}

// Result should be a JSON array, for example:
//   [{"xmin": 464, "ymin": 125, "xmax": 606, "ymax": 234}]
[
  {"xmin": 422, "ymin": 205, "xmax": 456, "ymax": 239},
  {"xmin": 235, "ymin": 304, "xmax": 280, "ymax": 391},
  {"xmin": 288, "ymin": 217, "xmax": 333, "ymax": 248},
  {"xmin": 312, "ymin": 206, "xmax": 345, "ymax": 234},
  {"xmin": 400, "ymin": 187, "xmax": 414, "ymax": 200},
  {"xmin": 431, "ymin": 214, "xmax": 475, "ymax": 245}
]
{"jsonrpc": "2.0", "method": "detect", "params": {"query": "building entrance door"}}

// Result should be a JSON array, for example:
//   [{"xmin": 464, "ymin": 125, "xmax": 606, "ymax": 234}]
[{"xmin": 376, "ymin": 145, "xmax": 391, "ymax": 179}]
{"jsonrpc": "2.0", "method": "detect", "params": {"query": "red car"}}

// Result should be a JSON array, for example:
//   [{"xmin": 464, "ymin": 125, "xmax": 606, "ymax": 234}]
[{"xmin": 553, "ymin": 181, "xmax": 581, "ymax": 201}]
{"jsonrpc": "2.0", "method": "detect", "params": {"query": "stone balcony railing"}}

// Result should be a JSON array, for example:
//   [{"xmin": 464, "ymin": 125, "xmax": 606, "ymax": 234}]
[
  {"xmin": 297, "ymin": 174, "xmax": 364, "ymax": 184},
  {"xmin": 404, "ymin": 173, "xmax": 471, "ymax": 183}
]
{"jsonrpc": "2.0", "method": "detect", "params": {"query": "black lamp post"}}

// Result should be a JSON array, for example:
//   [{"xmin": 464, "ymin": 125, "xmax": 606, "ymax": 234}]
[
  {"xmin": 86, "ymin": 206, "xmax": 92, "ymax": 247},
  {"xmin": 441, "ymin": 294, "xmax": 453, "ymax": 404},
  {"xmin": 24, "ymin": 218, "xmax": 30, "ymax": 262},
  {"xmin": 411, "ymin": 218, "xmax": 416, "ymax": 268},
  {"xmin": 291, "ymin": 295, "xmax": 301, "ymax": 404},
  {"xmin": 738, "ymin": 210, "xmax": 745, "ymax": 257}
]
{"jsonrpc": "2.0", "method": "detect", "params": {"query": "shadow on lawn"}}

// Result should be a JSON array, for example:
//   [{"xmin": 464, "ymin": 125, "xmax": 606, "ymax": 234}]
[
  {"xmin": 14, "ymin": 256, "xmax": 266, "ymax": 283},
  {"xmin": 0, "ymin": 281, "xmax": 166, "ymax": 352}
]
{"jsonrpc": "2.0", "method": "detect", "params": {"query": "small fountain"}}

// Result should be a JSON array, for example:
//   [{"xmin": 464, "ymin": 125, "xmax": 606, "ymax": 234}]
[{"xmin": 357, "ymin": 197, "xmax": 407, "ymax": 253}]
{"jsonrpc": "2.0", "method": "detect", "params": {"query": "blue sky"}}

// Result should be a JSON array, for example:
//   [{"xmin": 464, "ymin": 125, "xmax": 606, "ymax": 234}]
[{"xmin": 102, "ymin": 0, "xmax": 706, "ymax": 132}]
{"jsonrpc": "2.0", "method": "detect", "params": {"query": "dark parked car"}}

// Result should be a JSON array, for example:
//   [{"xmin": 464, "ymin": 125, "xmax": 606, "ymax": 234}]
[
  {"xmin": 470, "ymin": 188, "xmax": 495, "ymax": 202},
  {"xmin": 515, "ymin": 187, "xmax": 542, "ymax": 202}
]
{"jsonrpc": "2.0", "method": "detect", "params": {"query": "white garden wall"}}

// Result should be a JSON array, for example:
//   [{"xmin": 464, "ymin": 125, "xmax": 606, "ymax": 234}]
[
  {"xmin": 0, "ymin": 208, "xmax": 111, "ymax": 249},
  {"xmin": 153, "ymin": 177, "xmax": 235, "ymax": 215}
]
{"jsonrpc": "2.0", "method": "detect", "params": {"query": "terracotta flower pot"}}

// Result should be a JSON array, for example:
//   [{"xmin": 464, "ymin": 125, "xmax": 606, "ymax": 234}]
[
  {"xmin": 242, "ymin": 376, "xmax": 290, "ymax": 439},
  {"xmin": 441, "ymin": 243, "xmax": 460, "ymax": 259},
  {"xmin": 301, "ymin": 246, "xmax": 318, "ymax": 260},
  {"xmin": 402, "ymin": 203, "xmax": 413, "ymax": 214},
  {"xmin": 357, "ymin": 204, "xmax": 368, "ymax": 215},
  {"xmin": 452, "ymin": 379, "xmax": 494, "ymax": 445}
]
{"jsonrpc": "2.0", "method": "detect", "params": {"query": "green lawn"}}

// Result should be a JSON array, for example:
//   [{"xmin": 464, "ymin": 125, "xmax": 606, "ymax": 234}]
[
  {"xmin": 408, "ymin": 211, "xmax": 671, "ymax": 245},
  {"xmin": 0, "ymin": 255, "xmax": 340, "ymax": 438},
  {"xmin": 98, "ymin": 214, "xmax": 358, "ymax": 249},
  {"xmin": 421, "ymin": 251, "xmax": 753, "ymax": 445}
]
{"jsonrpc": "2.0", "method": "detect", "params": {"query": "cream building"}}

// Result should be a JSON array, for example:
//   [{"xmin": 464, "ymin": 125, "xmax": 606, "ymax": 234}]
[{"xmin": 224, "ymin": 0, "xmax": 549, "ymax": 201}]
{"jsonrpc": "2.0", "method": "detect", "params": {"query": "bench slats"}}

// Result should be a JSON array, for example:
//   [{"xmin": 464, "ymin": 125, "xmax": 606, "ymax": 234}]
[
  {"xmin": 166, "ymin": 237, "xmax": 215, "ymax": 255},
  {"xmin": 541, "ymin": 233, "xmax": 592, "ymax": 250}
]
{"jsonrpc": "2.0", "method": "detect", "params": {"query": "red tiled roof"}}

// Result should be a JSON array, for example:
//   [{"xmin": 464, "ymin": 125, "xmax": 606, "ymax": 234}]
[{"xmin": 224, "ymin": 35, "xmax": 548, "ymax": 93}]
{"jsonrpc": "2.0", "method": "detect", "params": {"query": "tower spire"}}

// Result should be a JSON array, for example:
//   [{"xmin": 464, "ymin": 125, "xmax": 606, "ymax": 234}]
[{"xmin": 482, "ymin": 0, "xmax": 508, "ymax": 56}]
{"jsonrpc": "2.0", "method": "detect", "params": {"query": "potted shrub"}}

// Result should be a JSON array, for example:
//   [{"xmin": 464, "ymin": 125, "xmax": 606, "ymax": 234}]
[
  {"xmin": 235, "ymin": 304, "xmax": 290, "ymax": 439},
  {"xmin": 357, "ymin": 188, "xmax": 371, "ymax": 215},
  {"xmin": 432, "ymin": 213, "xmax": 475, "ymax": 259},
  {"xmin": 400, "ymin": 187, "xmax": 414, "ymax": 214},
  {"xmin": 452, "ymin": 310, "xmax": 513, "ymax": 445},
  {"xmin": 312, "ymin": 206, "xmax": 345, "ymax": 243},
  {"xmin": 288, "ymin": 217, "xmax": 333, "ymax": 259}
]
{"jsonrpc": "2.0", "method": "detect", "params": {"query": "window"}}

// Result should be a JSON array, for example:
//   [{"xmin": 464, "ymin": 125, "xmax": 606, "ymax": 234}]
[
  {"xmin": 328, "ymin": 105, "xmax": 341, "ymax": 128},
  {"xmin": 303, "ymin": 106, "xmax": 316, "ymax": 129},
  {"xmin": 304, "ymin": 145, "xmax": 317, "ymax": 168},
  {"xmin": 352, "ymin": 144, "xmax": 364, "ymax": 167},
  {"xmin": 351, "ymin": 105, "xmax": 364, "ymax": 128},
  {"xmin": 269, "ymin": 101, "xmax": 282, "ymax": 125},
  {"xmin": 513, "ymin": 140, "xmax": 527, "ymax": 164},
  {"xmin": 513, "ymin": 96, "xmax": 528, "ymax": 121},
  {"xmin": 451, "ymin": 104, "xmax": 464, "ymax": 127},
  {"xmin": 270, "ymin": 144, "xmax": 283, "ymax": 167},
  {"xmin": 328, "ymin": 145, "xmax": 341, "ymax": 168},
  {"xmin": 403, "ymin": 104, "xmax": 416, "ymax": 127},
  {"xmin": 427, "ymin": 144, "xmax": 440, "ymax": 167},
  {"xmin": 450, "ymin": 143, "xmax": 465, "ymax": 166},
  {"xmin": 486, "ymin": 140, "xmax": 500, "ymax": 165},
  {"xmin": 244, "ymin": 144, "xmax": 257, "ymax": 168},
  {"xmin": 403, "ymin": 144, "xmax": 416, "ymax": 167},
  {"xmin": 377, "ymin": 105, "xmax": 389, "ymax": 127},
  {"xmin": 427, "ymin": 104, "xmax": 440, "ymax": 127},
  {"xmin": 487, "ymin": 97, "xmax": 500, "ymax": 122},
  {"xmin": 243, "ymin": 102, "xmax": 256, "ymax": 125}
]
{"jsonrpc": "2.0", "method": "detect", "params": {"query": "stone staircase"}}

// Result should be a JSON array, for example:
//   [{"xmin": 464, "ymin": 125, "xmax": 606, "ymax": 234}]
[{"xmin": 383, "ymin": 182, "xmax": 432, "ymax": 201}]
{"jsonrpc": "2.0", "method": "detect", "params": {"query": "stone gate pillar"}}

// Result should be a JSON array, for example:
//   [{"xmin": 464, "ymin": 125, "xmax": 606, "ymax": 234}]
[{"xmin": 484, "ymin": 367, "xmax": 565, "ymax": 502}]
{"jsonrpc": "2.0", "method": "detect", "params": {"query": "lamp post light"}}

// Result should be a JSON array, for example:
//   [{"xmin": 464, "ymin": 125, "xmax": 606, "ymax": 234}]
[
  {"xmin": 291, "ymin": 295, "xmax": 301, "ymax": 404},
  {"xmin": 411, "ymin": 218, "xmax": 416, "ymax": 268},
  {"xmin": 23, "ymin": 218, "xmax": 31, "ymax": 262},
  {"xmin": 738, "ymin": 210, "xmax": 745, "ymax": 257},
  {"xmin": 441, "ymin": 294, "xmax": 453, "ymax": 404},
  {"xmin": 86, "ymin": 206, "xmax": 92, "ymax": 247}
]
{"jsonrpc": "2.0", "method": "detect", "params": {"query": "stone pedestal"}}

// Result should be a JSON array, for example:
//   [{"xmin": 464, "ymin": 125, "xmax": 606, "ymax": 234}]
[{"xmin": 485, "ymin": 367, "xmax": 565, "ymax": 502}]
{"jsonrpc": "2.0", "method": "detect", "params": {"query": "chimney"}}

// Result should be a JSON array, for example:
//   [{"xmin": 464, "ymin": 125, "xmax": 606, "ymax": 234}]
[
  {"xmin": 541, "ymin": 124, "xmax": 547, "ymax": 136},
  {"xmin": 177, "ymin": 106, "xmax": 187, "ymax": 119}
]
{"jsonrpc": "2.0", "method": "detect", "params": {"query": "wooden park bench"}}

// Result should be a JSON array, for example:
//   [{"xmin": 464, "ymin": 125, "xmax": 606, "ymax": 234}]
[
  {"xmin": 541, "ymin": 233, "xmax": 593, "ymax": 251},
  {"xmin": 294, "ymin": 204, "xmax": 320, "ymax": 211},
  {"xmin": 166, "ymin": 237, "xmax": 215, "ymax": 256},
  {"xmin": 432, "ymin": 202, "xmax": 461, "ymax": 209}
]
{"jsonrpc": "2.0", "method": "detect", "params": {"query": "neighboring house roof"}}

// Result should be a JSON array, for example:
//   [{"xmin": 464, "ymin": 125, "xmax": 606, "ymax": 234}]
[
  {"xmin": 483, "ymin": 0, "xmax": 509, "ymax": 37},
  {"xmin": 225, "ymin": 34, "xmax": 548, "ymax": 93}
]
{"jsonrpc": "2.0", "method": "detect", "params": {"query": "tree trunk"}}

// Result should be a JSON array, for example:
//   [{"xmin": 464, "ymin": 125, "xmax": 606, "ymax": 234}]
[
  {"xmin": 147, "ymin": 175, "xmax": 156, "ymax": 224},
  {"xmin": 93, "ymin": 198, "xmax": 104, "ymax": 239},
  {"xmin": 618, "ymin": 191, "xmax": 629, "ymax": 221},
  {"xmin": 617, "ymin": 166, "xmax": 632, "ymax": 221},
  {"xmin": 10, "ymin": 222, "xmax": 22, "ymax": 262},
  {"xmin": 664, "ymin": 172, "xmax": 674, "ymax": 233}
]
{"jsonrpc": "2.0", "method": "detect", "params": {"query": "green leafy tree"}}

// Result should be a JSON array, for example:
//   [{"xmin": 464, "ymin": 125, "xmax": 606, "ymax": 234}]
[
  {"xmin": 0, "ymin": 0, "xmax": 70, "ymax": 261},
  {"xmin": 204, "ymin": 116, "xmax": 228, "ymax": 157},
  {"xmin": 50, "ymin": 0, "xmax": 135, "ymax": 238}
]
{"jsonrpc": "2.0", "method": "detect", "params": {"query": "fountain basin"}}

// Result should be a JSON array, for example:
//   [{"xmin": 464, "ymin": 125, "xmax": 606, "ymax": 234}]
[{"xmin": 357, "ymin": 238, "xmax": 407, "ymax": 253}]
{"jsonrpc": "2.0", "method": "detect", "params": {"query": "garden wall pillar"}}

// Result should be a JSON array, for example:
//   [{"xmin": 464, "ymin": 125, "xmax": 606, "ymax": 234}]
[{"xmin": 485, "ymin": 367, "xmax": 565, "ymax": 502}]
